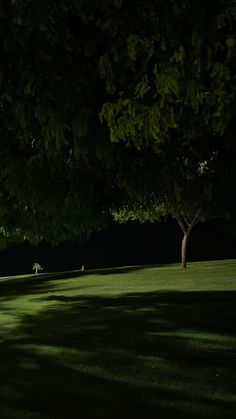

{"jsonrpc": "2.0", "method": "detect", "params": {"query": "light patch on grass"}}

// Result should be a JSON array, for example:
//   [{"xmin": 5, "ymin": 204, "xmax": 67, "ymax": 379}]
[{"xmin": 0, "ymin": 259, "xmax": 236, "ymax": 419}]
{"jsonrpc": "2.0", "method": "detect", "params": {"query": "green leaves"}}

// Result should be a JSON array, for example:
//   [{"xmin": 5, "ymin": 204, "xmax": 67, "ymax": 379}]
[
  {"xmin": 226, "ymin": 37, "xmax": 236, "ymax": 65},
  {"xmin": 134, "ymin": 75, "xmax": 151, "ymax": 99},
  {"xmin": 153, "ymin": 64, "xmax": 180, "ymax": 97},
  {"xmin": 127, "ymin": 34, "xmax": 140, "ymax": 62},
  {"xmin": 99, "ymin": 54, "xmax": 116, "ymax": 94},
  {"xmin": 114, "ymin": 0, "xmax": 122, "ymax": 10},
  {"xmin": 0, "ymin": 0, "xmax": 235, "ymax": 248},
  {"xmin": 112, "ymin": 201, "xmax": 167, "ymax": 224},
  {"xmin": 72, "ymin": 107, "xmax": 91, "ymax": 157}
]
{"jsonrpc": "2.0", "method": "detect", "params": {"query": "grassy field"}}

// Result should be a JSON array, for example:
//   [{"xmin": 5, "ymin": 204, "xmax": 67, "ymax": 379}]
[{"xmin": 0, "ymin": 259, "xmax": 236, "ymax": 419}]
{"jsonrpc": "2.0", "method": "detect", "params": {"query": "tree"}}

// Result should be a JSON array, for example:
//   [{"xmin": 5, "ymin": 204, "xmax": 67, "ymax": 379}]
[
  {"xmin": 112, "ymin": 143, "xmax": 222, "ymax": 267},
  {"xmin": 0, "ymin": 0, "xmax": 118, "ymax": 247},
  {"xmin": 0, "ymin": 0, "xmax": 235, "ymax": 267},
  {"xmin": 99, "ymin": 0, "xmax": 236, "ymax": 266},
  {"xmin": 32, "ymin": 262, "xmax": 43, "ymax": 275}
]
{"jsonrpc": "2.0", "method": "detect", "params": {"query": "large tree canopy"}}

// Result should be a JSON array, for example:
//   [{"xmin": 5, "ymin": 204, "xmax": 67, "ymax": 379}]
[
  {"xmin": 0, "ymin": 0, "xmax": 117, "ymax": 247},
  {"xmin": 0, "ymin": 0, "xmax": 235, "ymax": 261},
  {"xmin": 99, "ymin": 0, "xmax": 236, "ymax": 265}
]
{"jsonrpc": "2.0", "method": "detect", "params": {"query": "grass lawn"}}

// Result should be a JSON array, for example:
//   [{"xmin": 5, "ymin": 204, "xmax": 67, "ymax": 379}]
[{"xmin": 0, "ymin": 259, "xmax": 236, "ymax": 419}]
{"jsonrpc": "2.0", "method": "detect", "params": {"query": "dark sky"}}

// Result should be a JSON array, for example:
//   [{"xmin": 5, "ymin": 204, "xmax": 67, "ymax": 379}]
[{"xmin": 0, "ymin": 219, "xmax": 235, "ymax": 276}]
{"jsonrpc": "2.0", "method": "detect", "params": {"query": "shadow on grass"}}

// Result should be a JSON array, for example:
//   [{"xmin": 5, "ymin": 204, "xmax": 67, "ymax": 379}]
[
  {"xmin": 0, "ymin": 275, "xmax": 58, "ymax": 301},
  {"xmin": 36, "ymin": 264, "xmax": 153, "ymax": 278},
  {"xmin": 0, "ymin": 265, "xmax": 153, "ymax": 301},
  {"xmin": 1, "ymin": 290, "xmax": 236, "ymax": 419},
  {"xmin": 89, "ymin": 264, "xmax": 165, "ymax": 275}
]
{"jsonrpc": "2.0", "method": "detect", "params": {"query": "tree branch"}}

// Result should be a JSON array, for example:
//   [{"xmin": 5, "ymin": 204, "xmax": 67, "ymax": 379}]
[
  {"xmin": 183, "ymin": 216, "xmax": 191, "ymax": 227},
  {"xmin": 188, "ymin": 210, "xmax": 201, "ymax": 234},
  {"xmin": 175, "ymin": 214, "xmax": 187, "ymax": 234}
]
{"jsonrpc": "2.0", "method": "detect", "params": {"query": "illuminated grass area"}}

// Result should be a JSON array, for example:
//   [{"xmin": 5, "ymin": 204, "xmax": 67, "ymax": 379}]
[{"xmin": 0, "ymin": 259, "xmax": 236, "ymax": 418}]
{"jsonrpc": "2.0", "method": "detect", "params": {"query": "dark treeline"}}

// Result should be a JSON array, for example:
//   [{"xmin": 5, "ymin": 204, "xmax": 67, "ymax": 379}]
[{"xmin": 0, "ymin": 220, "xmax": 235, "ymax": 276}]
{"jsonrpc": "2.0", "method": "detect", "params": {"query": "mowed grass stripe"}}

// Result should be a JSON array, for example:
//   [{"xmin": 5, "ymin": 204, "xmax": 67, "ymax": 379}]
[{"xmin": 0, "ymin": 259, "xmax": 236, "ymax": 419}]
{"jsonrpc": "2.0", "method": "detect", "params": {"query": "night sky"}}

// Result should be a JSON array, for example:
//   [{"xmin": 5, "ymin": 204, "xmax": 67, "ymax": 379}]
[{"xmin": 0, "ymin": 219, "xmax": 235, "ymax": 276}]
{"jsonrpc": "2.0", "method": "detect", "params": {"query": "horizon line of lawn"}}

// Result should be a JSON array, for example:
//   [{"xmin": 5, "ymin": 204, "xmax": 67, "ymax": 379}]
[
  {"xmin": 1, "ymin": 259, "xmax": 236, "ymax": 299},
  {"xmin": 1, "ymin": 257, "xmax": 236, "ymax": 281}
]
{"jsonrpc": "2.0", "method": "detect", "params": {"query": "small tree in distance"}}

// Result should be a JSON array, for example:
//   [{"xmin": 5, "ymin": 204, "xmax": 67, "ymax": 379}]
[
  {"xmin": 32, "ymin": 263, "xmax": 43, "ymax": 275},
  {"xmin": 112, "ymin": 148, "xmax": 222, "ymax": 268}
]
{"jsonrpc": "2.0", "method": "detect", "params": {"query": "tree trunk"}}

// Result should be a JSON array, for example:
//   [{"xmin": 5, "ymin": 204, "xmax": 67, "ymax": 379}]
[
  {"xmin": 181, "ymin": 232, "xmax": 189, "ymax": 268},
  {"xmin": 173, "ymin": 210, "xmax": 200, "ymax": 268}
]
